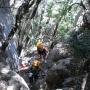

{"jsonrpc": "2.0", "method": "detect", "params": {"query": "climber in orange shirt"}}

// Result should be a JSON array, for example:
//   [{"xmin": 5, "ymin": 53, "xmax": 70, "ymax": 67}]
[{"xmin": 36, "ymin": 40, "xmax": 48, "ymax": 61}]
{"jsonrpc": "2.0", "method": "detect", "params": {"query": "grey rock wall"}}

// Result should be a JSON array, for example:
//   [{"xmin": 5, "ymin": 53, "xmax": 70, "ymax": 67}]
[{"xmin": 0, "ymin": 0, "xmax": 30, "ymax": 90}]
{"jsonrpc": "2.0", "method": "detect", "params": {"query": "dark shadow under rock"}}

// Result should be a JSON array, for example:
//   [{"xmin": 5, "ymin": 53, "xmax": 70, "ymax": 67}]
[{"xmin": 46, "ymin": 69, "xmax": 70, "ymax": 89}]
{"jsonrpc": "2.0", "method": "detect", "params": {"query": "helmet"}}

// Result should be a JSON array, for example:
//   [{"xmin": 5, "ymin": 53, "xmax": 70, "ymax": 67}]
[
  {"xmin": 32, "ymin": 60, "xmax": 41, "ymax": 69},
  {"xmin": 36, "ymin": 40, "xmax": 43, "ymax": 48}
]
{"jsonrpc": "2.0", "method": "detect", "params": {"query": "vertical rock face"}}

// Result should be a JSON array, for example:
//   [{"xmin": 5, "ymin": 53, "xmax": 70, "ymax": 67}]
[
  {"xmin": 0, "ymin": 0, "xmax": 13, "ymax": 39},
  {"xmin": 6, "ymin": 40, "xmax": 19, "ymax": 70},
  {"xmin": 0, "ymin": 0, "xmax": 28, "ymax": 70},
  {"xmin": 0, "ymin": 0, "xmax": 30, "ymax": 90},
  {"xmin": 0, "ymin": 0, "xmax": 20, "ymax": 70}
]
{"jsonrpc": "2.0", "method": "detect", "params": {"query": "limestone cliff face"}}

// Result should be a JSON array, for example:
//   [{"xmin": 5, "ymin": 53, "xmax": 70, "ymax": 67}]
[
  {"xmin": 0, "ymin": 0, "xmax": 30, "ymax": 90},
  {"xmin": 0, "ymin": 0, "xmax": 25, "ymax": 70},
  {"xmin": 0, "ymin": 0, "xmax": 12, "ymax": 39},
  {"xmin": 0, "ymin": 0, "xmax": 42, "ymax": 89}
]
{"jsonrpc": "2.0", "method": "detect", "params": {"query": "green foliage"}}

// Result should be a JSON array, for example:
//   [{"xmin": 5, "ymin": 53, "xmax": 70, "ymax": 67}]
[
  {"xmin": 47, "ymin": 2, "xmax": 53, "ymax": 18},
  {"xmin": 20, "ymin": 0, "xmax": 81, "ymax": 49}
]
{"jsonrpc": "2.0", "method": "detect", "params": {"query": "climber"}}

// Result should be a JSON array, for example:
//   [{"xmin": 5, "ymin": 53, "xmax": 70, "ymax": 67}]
[
  {"xmin": 36, "ymin": 39, "xmax": 48, "ymax": 62},
  {"xmin": 28, "ymin": 59, "xmax": 41, "ymax": 83}
]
